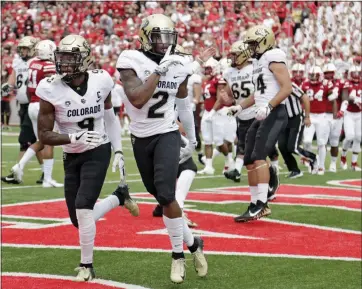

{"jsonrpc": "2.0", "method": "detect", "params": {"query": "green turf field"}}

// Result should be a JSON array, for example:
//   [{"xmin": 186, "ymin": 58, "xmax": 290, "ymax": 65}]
[{"xmin": 1, "ymin": 128, "xmax": 361, "ymax": 289}]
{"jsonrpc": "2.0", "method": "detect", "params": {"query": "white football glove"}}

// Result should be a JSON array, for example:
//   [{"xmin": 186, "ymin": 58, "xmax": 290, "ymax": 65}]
[
  {"xmin": 204, "ymin": 109, "xmax": 216, "ymax": 122},
  {"xmin": 179, "ymin": 135, "xmax": 196, "ymax": 164},
  {"xmin": 255, "ymin": 104, "xmax": 272, "ymax": 120},
  {"xmin": 112, "ymin": 151, "xmax": 126, "ymax": 182},
  {"xmin": 227, "ymin": 105, "xmax": 243, "ymax": 117},
  {"xmin": 354, "ymin": 96, "xmax": 362, "ymax": 109},
  {"xmin": 328, "ymin": 87, "xmax": 339, "ymax": 101},
  {"xmin": 154, "ymin": 45, "xmax": 183, "ymax": 75},
  {"xmin": 69, "ymin": 131, "xmax": 102, "ymax": 148}
]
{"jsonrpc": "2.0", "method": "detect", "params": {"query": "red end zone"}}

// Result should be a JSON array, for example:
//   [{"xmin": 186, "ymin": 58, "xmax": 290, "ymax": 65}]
[
  {"xmin": 1, "ymin": 273, "xmax": 151, "ymax": 289},
  {"xmin": 2, "ymin": 200, "xmax": 361, "ymax": 260}
]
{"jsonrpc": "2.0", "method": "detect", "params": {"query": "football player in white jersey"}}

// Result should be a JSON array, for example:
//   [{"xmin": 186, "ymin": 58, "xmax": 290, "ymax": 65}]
[
  {"xmin": 116, "ymin": 14, "xmax": 207, "ymax": 284},
  {"xmin": 1, "ymin": 36, "xmax": 44, "ymax": 185},
  {"xmin": 36, "ymin": 35, "xmax": 139, "ymax": 282},
  {"xmin": 7, "ymin": 40, "xmax": 63, "ymax": 187},
  {"xmin": 226, "ymin": 25, "xmax": 291, "ymax": 221}
]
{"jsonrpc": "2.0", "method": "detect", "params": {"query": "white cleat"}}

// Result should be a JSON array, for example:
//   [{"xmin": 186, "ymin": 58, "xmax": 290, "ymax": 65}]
[
  {"xmin": 192, "ymin": 237, "xmax": 208, "ymax": 277},
  {"xmin": 183, "ymin": 212, "xmax": 198, "ymax": 228},
  {"xmin": 197, "ymin": 167, "xmax": 215, "ymax": 175},
  {"xmin": 74, "ymin": 267, "xmax": 95, "ymax": 282},
  {"xmin": 11, "ymin": 164, "xmax": 23, "ymax": 183},
  {"xmin": 352, "ymin": 165, "xmax": 362, "ymax": 172},
  {"xmin": 329, "ymin": 163, "xmax": 337, "ymax": 173},
  {"xmin": 317, "ymin": 168, "xmax": 325, "ymax": 175},
  {"xmin": 42, "ymin": 179, "xmax": 64, "ymax": 188},
  {"xmin": 170, "ymin": 258, "xmax": 185, "ymax": 284}
]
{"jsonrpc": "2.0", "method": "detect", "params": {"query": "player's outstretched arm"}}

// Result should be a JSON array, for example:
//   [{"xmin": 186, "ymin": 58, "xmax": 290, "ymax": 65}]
[
  {"xmin": 269, "ymin": 63, "xmax": 293, "ymax": 108},
  {"xmin": 38, "ymin": 99, "xmax": 71, "ymax": 145},
  {"xmin": 119, "ymin": 69, "xmax": 160, "ymax": 109}
]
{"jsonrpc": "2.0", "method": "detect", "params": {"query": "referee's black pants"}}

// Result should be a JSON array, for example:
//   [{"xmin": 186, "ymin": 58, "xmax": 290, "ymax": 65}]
[{"xmin": 278, "ymin": 114, "xmax": 316, "ymax": 173}]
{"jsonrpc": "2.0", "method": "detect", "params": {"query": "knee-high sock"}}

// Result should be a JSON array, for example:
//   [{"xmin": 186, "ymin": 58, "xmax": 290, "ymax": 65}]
[
  {"xmin": 93, "ymin": 195, "xmax": 119, "ymax": 221},
  {"xmin": 76, "ymin": 209, "xmax": 96, "ymax": 265},
  {"xmin": 212, "ymin": 148, "xmax": 220, "ymax": 160},
  {"xmin": 182, "ymin": 218, "xmax": 194, "ymax": 247},
  {"xmin": 176, "ymin": 170, "xmax": 196, "ymax": 209},
  {"xmin": 19, "ymin": 148, "xmax": 36, "ymax": 169},
  {"xmin": 163, "ymin": 215, "xmax": 184, "ymax": 254},
  {"xmin": 43, "ymin": 159, "xmax": 54, "ymax": 181},
  {"xmin": 318, "ymin": 145, "xmax": 326, "ymax": 170},
  {"xmin": 235, "ymin": 157, "xmax": 244, "ymax": 174}
]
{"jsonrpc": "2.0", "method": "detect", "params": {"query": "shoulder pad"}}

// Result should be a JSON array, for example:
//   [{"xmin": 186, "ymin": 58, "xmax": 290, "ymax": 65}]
[
  {"xmin": 116, "ymin": 50, "xmax": 141, "ymax": 70},
  {"xmin": 266, "ymin": 48, "xmax": 287, "ymax": 65}
]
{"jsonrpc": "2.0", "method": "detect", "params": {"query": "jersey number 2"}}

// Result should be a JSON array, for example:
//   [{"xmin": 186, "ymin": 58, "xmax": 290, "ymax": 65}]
[
  {"xmin": 148, "ymin": 91, "xmax": 169, "ymax": 119},
  {"xmin": 78, "ymin": 118, "xmax": 94, "ymax": 131}
]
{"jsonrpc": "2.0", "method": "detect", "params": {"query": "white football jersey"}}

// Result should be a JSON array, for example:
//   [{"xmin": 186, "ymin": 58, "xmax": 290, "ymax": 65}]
[
  {"xmin": 252, "ymin": 48, "xmax": 287, "ymax": 107},
  {"xmin": 223, "ymin": 64, "xmax": 256, "ymax": 120},
  {"xmin": 116, "ymin": 50, "xmax": 193, "ymax": 138},
  {"xmin": 111, "ymin": 83, "xmax": 124, "ymax": 108},
  {"xmin": 187, "ymin": 74, "xmax": 202, "ymax": 111},
  {"xmin": 12, "ymin": 58, "xmax": 29, "ymax": 104},
  {"xmin": 36, "ymin": 69, "xmax": 113, "ymax": 153}
]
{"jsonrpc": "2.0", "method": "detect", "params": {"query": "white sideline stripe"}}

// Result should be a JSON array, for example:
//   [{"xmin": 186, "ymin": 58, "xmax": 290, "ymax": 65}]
[
  {"xmin": 327, "ymin": 179, "xmax": 362, "ymax": 189},
  {"xmin": 1, "ymin": 175, "xmax": 227, "ymax": 190},
  {"xmin": 132, "ymin": 196, "xmax": 361, "ymax": 212},
  {"xmin": 1, "ymin": 215, "xmax": 68, "ymax": 221},
  {"xmin": 2, "ymin": 244, "xmax": 360, "ymax": 262},
  {"xmin": 184, "ymin": 208, "xmax": 362, "ymax": 235},
  {"xmin": 1, "ymin": 272, "xmax": 151, "ymax": 289},
  {"xmin": 1, "ymin": 143, "xmax": 133, "ymax": 150}
]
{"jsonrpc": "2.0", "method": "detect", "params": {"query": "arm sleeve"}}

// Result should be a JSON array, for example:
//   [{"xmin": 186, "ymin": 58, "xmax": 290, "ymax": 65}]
[
  {"xmin": 104, "ymin": 108, "xmax": 123, "ymax": 152},
  {"xmin": 175, "ymin": 97, "xmax": 197, "ymax": 145}
]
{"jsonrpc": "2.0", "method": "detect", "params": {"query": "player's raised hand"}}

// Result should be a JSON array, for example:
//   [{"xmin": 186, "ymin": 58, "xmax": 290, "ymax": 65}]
[
  {"xmin": 69, "ymin": 131, "xmax": 102, "ymax": 148},
  {"xmin": 155, "ymin": 45, "xmax": 183, "ymax": 75},
  {"xmin": 199, "ymin": 47, "xmax": 217, "ymax": 63}
]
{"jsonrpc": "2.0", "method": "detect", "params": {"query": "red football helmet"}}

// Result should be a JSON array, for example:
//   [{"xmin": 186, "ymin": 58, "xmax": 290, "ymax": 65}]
[
  {"xmin": 349, "ymin": 65, "xmax": 361, "ymax": 83},
  {"xmin": 323, "ymin": 63, "xmax": 336, "ymax": 81}
]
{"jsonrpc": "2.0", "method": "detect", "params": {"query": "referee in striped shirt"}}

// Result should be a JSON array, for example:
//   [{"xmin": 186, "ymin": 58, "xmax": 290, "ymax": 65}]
[{"xmin": 278, "ymin": 82, "xmax": 316, "ymax": 178}]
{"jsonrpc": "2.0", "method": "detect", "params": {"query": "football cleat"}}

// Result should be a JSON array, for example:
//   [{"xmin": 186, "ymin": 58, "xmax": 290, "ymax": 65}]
[
  {"xmin": 36, "ymin": 172, "xmax": 44, "ymax": 184},
  {"xmin": 224, "ymin": 169, "xmax": 241, "ymax": 183},
  {"xmin": 198, "ymin": 153, "xmax": 205, "ymax": 166},
  {"xmin": 234, "ymin": 203, "xmax": 257, "ymax": 222},
  {"xmin": 287, "ymin": 171, "xmax": 303, "ymax": 179},
  {"xmin": 74, "ymin": 267, "xmax": 95, "ymax": 282},
  {"xmin": 351, "ymin": 162, "xmax": 362, "ymax": 171},
  {"xmin": 309, "ymin": 157, "xmax": 317, "ymax": 173},
  {"xmin": 170, "ymin": 258, "xmax": 186, "ymax": 284},
  {"xmin": 317, "ymin": 168, "xmax": 325, "ymax": 175},
  {"xmin": 152, "ymin": 204, "xmax": 163, "ymax": 217},
  {"xmin": 268, "ymin": 165, "xmax": 279, "ymax": 201},
  {"xmin": 329, "ymin": 162, "xmax": 337, "ymax": 173},
  {"xmin": 197, "ymin": 167, "xmax": 215, "ymax": 175},
  {"xmin": 11, "ymin": 164, "xmax": 23, "ymax": 183},
  {"xmin": 192, "ymin": 237, "xmax": 208, "ymax": 277},
  {"xmin": 340, "ymin": 156, "xmax": 348, "ymax": 170},
  {"xmin": 112, "ymin": 184, "xmax": 139, "ymax": 217},
  {"xmin": 1, "ymin": 173, "xmax": 21, "ymax": 184},
  {"xmin": 183, "ymin": 211, "xmax": 198, "ymax": 228},
  {"xmin": 42, "ymin": 179, "xmax": 64, "ymax": 188}
]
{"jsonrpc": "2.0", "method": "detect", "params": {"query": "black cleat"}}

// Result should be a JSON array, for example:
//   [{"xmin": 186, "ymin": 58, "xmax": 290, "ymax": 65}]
[
  {"xmin": 36, "ymin": 172, "xmax": 44, "ymax": 184},
  {"xmin": 287, "ymin": 171, "xmax": 303, "ymax": 179},
  {"xmin": 112, "ymin": 184, "xmax": 139, "ymax": 216},
  {"xmin": 224, "ymin": 169, "xmax": 241, "ymax": 183},
  {"xmin": 234, "ymin": 202, "xmax": 257, "ymax": 222},
  {"xmin": 152, "ymin": 204, "xmax": 163, "ymax": 217},
  {"xmin": 268, "ymin": 165, "xmax": 279, "ymax": 201},
  {"xmin": 1, "ymin": 173, "xmax": 21, "ymax": 184},
  {"xmin": 197, "ymin": 153, "xmax": 205, "ymax": 166}
]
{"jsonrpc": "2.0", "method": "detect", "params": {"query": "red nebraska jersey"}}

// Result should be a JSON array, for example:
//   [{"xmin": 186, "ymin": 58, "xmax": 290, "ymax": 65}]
[
  {"xmin": 202, "ymin": 75, "xmax": 226, "ymax": 112},
  {"xmin": 291, "ymin": 77, "xmax": 305, "ymax": 87},
  {"xmin": 325, "ymin": 79, "xmax": 345, "ymax": 112},
  {"xmin": 27, "ymin": 58, "xmax": 56, "ymax": 103},
  {"xmin": 344, "ymin": 81, "xmax": 362, "ymax": 112},
  {"xmin": 301, "ymin": 80, "xmax": 333, "ymax": 113}
]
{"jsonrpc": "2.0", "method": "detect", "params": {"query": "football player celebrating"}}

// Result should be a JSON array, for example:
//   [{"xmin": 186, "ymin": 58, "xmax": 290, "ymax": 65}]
[
  {"xmin": 226, "ymin": 25, "xmax": 291, "ymax": 221},
  {"xmin": 198, "ymin": 57, "xmax": 232, "ymax": 175},
  {"xmin": 302, "ymin": 66, "xmax": 337, "ymax": 174},
  {"xmin": 37, "ymin": 35, "xmax": 139, "ymax": 282},
  {"xmin": 340, "ymin": 65, "xmax": 362, "ymax": 171},
  {"xmin": 1, "ymin": 36, "xmax": 44, "ymax": 185},
  {"xmin": 323, "ymin": 63, "xmax": 345, "ymax": 172},
  {"xmin": 8, "ymin": 40, "xmax": 63, "ymax": 187},
  {"xmin": 116, "ymin": 15, "xmax": 207, "ymax": 284}
]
